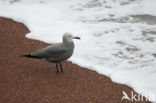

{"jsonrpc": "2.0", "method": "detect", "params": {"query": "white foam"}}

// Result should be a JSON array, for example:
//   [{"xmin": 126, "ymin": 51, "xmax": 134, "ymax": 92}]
[{"xmin": 0, "ymin": 0, "xmax": 156, "ymax": 102}]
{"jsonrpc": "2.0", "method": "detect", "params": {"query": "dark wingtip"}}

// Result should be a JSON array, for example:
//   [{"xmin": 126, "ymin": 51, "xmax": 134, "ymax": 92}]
[{"xmin": 20, "ymin": 54, "xmax": 41, "ymax": 59}]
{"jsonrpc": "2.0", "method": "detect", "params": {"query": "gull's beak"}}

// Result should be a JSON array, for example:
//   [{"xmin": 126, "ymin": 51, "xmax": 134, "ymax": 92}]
[{"xmin": 73, "ymin": 37, "xmax": 80, "ymax": 40}]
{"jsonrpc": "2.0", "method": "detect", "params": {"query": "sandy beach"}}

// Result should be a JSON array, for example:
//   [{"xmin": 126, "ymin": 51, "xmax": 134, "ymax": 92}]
[{"xmin": 0, "ymin": 17, "xmax": 151, "ymax": 103}]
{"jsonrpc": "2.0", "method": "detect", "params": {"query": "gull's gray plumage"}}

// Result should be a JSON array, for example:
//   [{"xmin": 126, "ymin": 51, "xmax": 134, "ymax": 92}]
[
  {"xmin": 31, "ymin": 41, "xmax": 74, "ymax": 62},
  {"xmin": 21, "ymin": 32, "xmax": 80, "ymax": 73}
]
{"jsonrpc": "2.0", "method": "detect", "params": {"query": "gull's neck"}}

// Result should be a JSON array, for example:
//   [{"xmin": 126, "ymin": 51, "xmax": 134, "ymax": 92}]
[{"xmin": 63, "ymin": 39, "xmax": 74, "ymax": 48}]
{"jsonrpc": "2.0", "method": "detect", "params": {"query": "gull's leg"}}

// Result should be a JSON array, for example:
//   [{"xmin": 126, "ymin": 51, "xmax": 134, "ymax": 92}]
[
  {"xmin": 59, "ymin": 62, "xmax": 63, "ymax": 72},
  {"xmin": 56, "ymin": 63, "xmax": 59, "ymax": 73}
]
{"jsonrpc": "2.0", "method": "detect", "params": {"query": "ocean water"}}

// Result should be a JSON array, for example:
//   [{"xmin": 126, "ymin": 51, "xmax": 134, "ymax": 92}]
[{"xmin": 0, "ymin": 0, "xmax": 156, "ymax": 102}]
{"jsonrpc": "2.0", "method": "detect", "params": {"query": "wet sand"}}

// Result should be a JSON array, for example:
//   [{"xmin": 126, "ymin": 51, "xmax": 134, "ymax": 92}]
[{"xmin": 0, "ymin": 17, "xmax": 151, "ymax": 103}]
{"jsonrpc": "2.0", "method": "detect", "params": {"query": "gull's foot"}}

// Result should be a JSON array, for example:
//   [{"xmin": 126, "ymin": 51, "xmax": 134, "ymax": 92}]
[{"xmin": 60, "ymin": 71, "xmax": 68, "ymax": 75}]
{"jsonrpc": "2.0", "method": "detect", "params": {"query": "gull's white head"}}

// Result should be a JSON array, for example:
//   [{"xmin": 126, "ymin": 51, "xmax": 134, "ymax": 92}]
[{"xmin": 63, "ymin": 32, "xmax": 80, "ymax": 43}]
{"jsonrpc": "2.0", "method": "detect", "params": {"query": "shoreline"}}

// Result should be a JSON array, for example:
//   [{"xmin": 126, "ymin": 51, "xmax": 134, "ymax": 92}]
[{"xmin": 0, "ymin": 17, "xmax": 151, "ymax": 103}]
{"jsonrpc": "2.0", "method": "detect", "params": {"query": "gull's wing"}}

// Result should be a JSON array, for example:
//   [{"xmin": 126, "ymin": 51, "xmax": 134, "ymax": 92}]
[{"xmin": 31, "ymin": 43, "xmax": 68, "ymax": 59}]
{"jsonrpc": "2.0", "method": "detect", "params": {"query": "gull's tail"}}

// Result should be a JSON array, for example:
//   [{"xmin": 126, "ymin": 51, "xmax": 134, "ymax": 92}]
[{"xmin": 21, "ymin": 54, "xmax": 40, "ymax": 59}]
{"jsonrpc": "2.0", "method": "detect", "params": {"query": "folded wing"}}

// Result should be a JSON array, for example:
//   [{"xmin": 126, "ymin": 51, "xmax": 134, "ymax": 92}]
[{"xmin": 31, "ymin": 43, "xmax": 68, "ymax": 60}]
